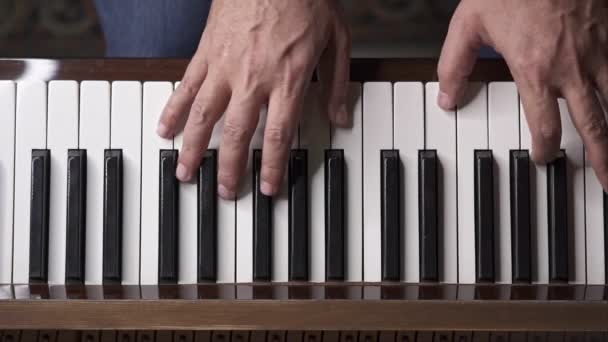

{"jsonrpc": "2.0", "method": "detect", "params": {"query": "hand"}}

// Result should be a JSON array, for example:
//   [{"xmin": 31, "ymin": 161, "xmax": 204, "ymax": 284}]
[
  {"xmin": 437, "ymin": 0, "xmax": 608, "ymax": 190},
  {"xmin": 157, "ymin": 0, "xmax": 351, "ymax": 199}
]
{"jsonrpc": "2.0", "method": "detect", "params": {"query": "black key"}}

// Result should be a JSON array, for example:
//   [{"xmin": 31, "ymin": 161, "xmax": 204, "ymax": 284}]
[
  {"xmin": 510, "ymin": 150, "xmax": 531, "ymax": 283},
  {"xmin": 474, "ymin": 150, "xmax": 495, "ymax": 283},
  {"xmin": 103, "ymin": 149, "xmax": 123, "ymax": 284},
  {"xmin": 547, "ymin": 150, "xmax": 568, "ymax": 283},
  {"xmin": 289, "ymin": 149, "xmax": 309, "ymax": 281},
  {"xmin": 29, "ymin": 149, "xmax": 51, "ymax": 283},
  {"xmin": 198, "ymin": 149, "xmax": 217, "ymax": 282},
  {"xmin": 325, "ymin": 149, "xmax": 345, "ymax": 281},
  {"xmin": 65, "ymin": 149, "xmax": 87, "ymax": 284},
  {"xmin": 381, "ymin": 150, "xmax": 401, "ymax": 281},
  {"xmin": 253, "ymin": 149, "xmax": 272, "ymax": 282},
  {"xmin": 159, "ymin": 149, "xmax": 179, "ymax": 284},
  {"xmin": 419, "ymin": 150, "xmax": 438, "ymax": 282}
]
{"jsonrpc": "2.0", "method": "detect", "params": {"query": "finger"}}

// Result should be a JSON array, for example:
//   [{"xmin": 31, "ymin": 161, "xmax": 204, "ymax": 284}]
[
  {"xmin": 176, "ymin": 74, "xmax": 231, "ymax": 182},
  {"xmin": 563, "ymin": 81, "xmax": 608, "ymax": 190},
  {"xmin": 517, "ymin": 78, "xmax": 562, "ymax": 164},
  {"xmin": 259, "ymin": 89, "xmax": 303, "ymax": 196},
  {"xmin": 158, "ymin": 52, "xmax": 208, "ymax": 138},
  {"xmin": 437, "ymin": 4, "xmax": 483, "ymax": 110},
  {"xmin": 317, "ymin": 23, "xmax": 351, "ymax": 126},
  {"xmin": 595, "ymin": 66, "xmax": 608, "ymax": 113},
  {"xmin": 217, "ymin": 95, "xmax": 264, "ymax": 200}
]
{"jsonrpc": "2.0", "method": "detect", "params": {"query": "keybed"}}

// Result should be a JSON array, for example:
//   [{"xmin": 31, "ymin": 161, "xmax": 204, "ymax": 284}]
[{"xmin": 0, "ymin": 79, "xmax": 606, "ymax": 286}]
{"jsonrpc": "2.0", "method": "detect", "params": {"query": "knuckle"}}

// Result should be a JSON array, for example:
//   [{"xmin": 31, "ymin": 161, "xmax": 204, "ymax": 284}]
[
  {"xmin": 189, "ymin": 100, "xmax": 215, "ymax": 127},
  {"xmin": 223, "ymin": 120, "xmax": 250, "ymax": 144},
  {"xmin": 180, "ymin": 77, "xmax": 200, "ymax": 97},
  {"xmin": 581, "ymin": 114, "xmax": 608, "ymax": 143},
  {"xmin": 265, "ymin": 125, "xmax": 291, "ymax": 149},
  {"xmin": 513, "ymin": 53, "xmax": 549, "ymax": 81},
  {"xmin": 288, "ymin": 57, "xmax": 310, "ymax": 78},
  {"xmin": 537, "ymin": 121, "xmax": 562, "ymax": 144}
]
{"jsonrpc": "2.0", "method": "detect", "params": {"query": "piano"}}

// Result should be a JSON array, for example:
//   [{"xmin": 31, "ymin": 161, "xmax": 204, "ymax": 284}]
[{"xmin": 0, "ymin": 59, "xmax": 606, "ymax": 341}]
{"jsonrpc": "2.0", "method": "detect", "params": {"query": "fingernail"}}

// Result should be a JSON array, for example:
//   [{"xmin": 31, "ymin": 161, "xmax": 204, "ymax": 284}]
[
  {"xmin": 157, "ymin": 122, "xmax": 170, "ymax": 138},
  {"xmin": 260, "ymin": 181, "xmax": 275, "ymax": 196},
  {"xmin": 438, "ymin": 91, "xmax": 454, "ymax": 110},
  {"xmin": 218, "ymin": 184, "xmax": 236, "ymax": 200},
  {"xmin": 176, "ymin": 163, "xmax": 190, "ymax": 181}
]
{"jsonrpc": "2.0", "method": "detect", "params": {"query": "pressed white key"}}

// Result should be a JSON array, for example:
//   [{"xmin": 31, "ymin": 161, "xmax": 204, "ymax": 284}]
[
  {"xmin": 394, "ymin": 82, "xmax": 424, "ymax": 282},
  {"xmin": 425, "ymin": 82, "xmax": 458, "ymax": 283},
  {"xmin": 141, "ymin": 82, "xmax": 173, "ymax": 285},
  {"xmin": 47, "ymin": 81, "xmax": 79, "ymax": 285},
  {"xmin": 212, "ymin": 119, "xmax": 236, "ymax": 283},
  {"xmin": 110, "ymin": 81, "xmax": 142, "ymax": 285},
  {"xmin": 210, "ymin": 117, "xmax": 236, "ymax": 283},
  {"xmin": 80, "ymin": 81, "xmax": 111, "ymax": 285},
  {"xmin": 272, "ymin": 174, "xmax": 289, "ymax": 283},
  {"xmin": 558, "ymin": 99, "xmax": 585, "ymax": 284},
  {"xmin": 331, "ymin": 83, "xmax": 363, "ymax": 282},
  {"xmin": 300, "ymin": 83, "xmax": 330, "ymax": 283},
  {"xmin": 13, "ymin": 81, "xmax": 47, "ymax": 284},
  {"xmin": 363, "ymin": 82, "xmax": 393, "ymax": 282},
  {"xmin": 236, "ymin": 110, "xmax": 267, "ymax": 283},
  {"xmin": 457, "ymin": 83, "xmax": 488, "ymax": 284},
  {"xmin": 586, "ymin": 142, "xmax": 606, "ymax": 284},
  {"xmin": 173, "ymin": 82, "xmax": 197, "ymax": 285},
  {"xmin": 520, "ymin": 102, "xmax": 548, "ymax": 283},
  {"xmin": 0, "ymin": 81, "xmax": 15, "ymax": 284},
  {"xmin": 272, "ymin": 124, "xmax": 298, "ymax": 283},
  {"xmin": 488, "ymin": 82, "xmax": 519, "ymax": 284}
]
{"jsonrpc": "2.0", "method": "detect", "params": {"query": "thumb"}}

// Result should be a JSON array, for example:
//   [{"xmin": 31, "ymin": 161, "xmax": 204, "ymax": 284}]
[
  {"xmin": 437, "ymin": 4, "xmax": 483, "ymax": 110},
  {"xmin": 317, "ymin": 23, "xmax": 351, "ymax": 127}
]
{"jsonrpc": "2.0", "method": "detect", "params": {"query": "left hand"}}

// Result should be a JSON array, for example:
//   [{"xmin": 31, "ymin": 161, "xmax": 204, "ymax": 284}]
[{"xmin": 437, "ymin": 0, "xmax": 608, "ymax": 191}]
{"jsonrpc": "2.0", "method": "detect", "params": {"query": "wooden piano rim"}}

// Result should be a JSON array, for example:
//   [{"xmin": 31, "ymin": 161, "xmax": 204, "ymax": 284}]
[
  {"xmin": 0, "ymin": 284, "xmax": 606, "ymax": 330},
  {"xmin": 1, "ymin": 59, "xmax": 603, "ymax": 331},
  {"xmin": 0, "ymin": 58, "xmax": 513, "ymax": 82}
]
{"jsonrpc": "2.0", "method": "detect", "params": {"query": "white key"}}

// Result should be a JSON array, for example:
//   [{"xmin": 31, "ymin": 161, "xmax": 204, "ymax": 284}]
[
  {"xmin": 209, "ymin": 117, "xmax": 236, "ymax": 283},
  {"xmin": 80, "ymin": 81, "xmax": 111, "ymax": 285},
  {"xmin": 47, "ymin": 81, "xmax": 79, "ymax": 285},
  {"xmin": 300, "ymin": 83, "xmax": 330, "ymax": 282},
  {"xmin": 173, "ymin": 82, "xmax": 197, "ymax": 285},
  {"xmin": 272, "ymin": 124, "xmax": 298, "ymax": 283},
  {"xmin": 272, "ymin": 175, "xmax": 289, "ymax": 283},
  {"xmin": 141, "ymin": 82, "xmax": 173, "ymax": 285},
  {"xmin": 457, "ymin": 83, "xmax": 488, "ymax": 284},
  {"xmin": 394, "ymin": 82, "xmax": 424, "ymax": 282},
  {"xmin": 488, "ymin": 82, "xmax": 519, "ymax": 284},
  {"xmin": 110, "ymin": 81, "xmax": 142, "ymax": 285},
  {"xmin": 236, "ymin": 110, "xmax": 267, "ymax": 283},
  {"xmin": 586, "ymin": 138, "xmax": 606, "ymax": 284},
  {"xmin": 363, "ymin": 82, "xmax": 393, "ymax": 282},
  {"xmin": 13, "ymin": 81, "xmax": 47, "ymax": 284},
  {"xmin": 520, "ymin": 102, "xmax": 548, "ymax": 283},
  {"xmin": 558, "ymin": 99, "xmax": 585, "ymax": 284},
  {"xmin": 209, "ymin": 117, "xmax": 235, "ymax": 283},
  {"xmin": 331, "ymin": 83, "xmax": 363, "ymax": 282},
  {"xmin": 425, "ymin": 83, "xmax": 458, "ymax": 283},
  {"xmin": 0, "ymin": 81, "xmax": 15, "ymax": 284}
]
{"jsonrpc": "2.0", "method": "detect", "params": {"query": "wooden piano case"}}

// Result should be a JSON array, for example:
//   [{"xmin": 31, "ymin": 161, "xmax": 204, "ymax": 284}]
[{"xmin": 0, "ymin": 59, "xmax": 606, "ymax": 341}]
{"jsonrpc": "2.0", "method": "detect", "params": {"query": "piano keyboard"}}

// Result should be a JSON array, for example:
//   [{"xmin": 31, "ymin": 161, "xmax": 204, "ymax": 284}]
[{"xmin": 0, "ymin": 77, "xmax": 606, "ymax": 287}]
